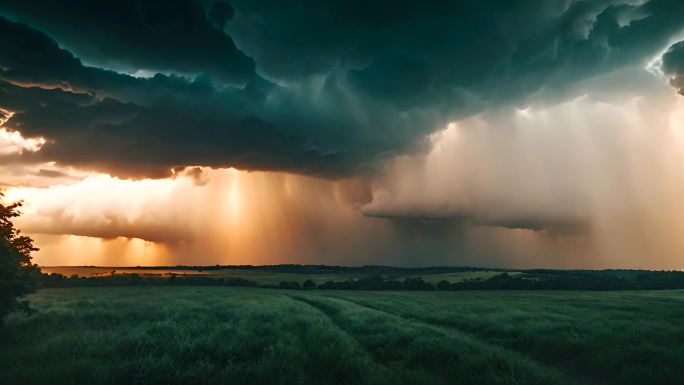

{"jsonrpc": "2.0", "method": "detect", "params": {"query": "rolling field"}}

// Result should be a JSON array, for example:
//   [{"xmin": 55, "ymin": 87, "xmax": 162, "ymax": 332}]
[{"xmin": 2, "ymin": 287, "xmax": 683, "ymax": 385}]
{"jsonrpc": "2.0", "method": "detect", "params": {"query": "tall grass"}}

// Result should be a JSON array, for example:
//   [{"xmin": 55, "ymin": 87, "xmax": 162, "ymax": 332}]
[
  {"xmin": 2, "ymin": 287, "xmax": 683, "ymax": 384},
  {"xmin": 322, "ymin": 290, "xmax": 684, "ymax": 385}
]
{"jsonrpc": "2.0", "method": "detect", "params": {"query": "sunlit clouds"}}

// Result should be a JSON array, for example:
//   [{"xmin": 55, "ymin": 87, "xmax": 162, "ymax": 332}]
[
  {"xmin": 3, "ymin": 78, "xmax": 684, "ymax": 269},
  {"xmin": 0, "ymin": 111, "xmax": 45, "ymax": 156},
  {"xmin": 4, "ymin": 169, "xmax": 385, "ymax": 266},
  {"xmin": 3, "ymin": 1, "xmax": 684, "ymax": 269}
]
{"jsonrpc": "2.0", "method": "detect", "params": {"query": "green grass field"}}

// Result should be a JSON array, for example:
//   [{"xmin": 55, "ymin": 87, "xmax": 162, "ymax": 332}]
[{"xmin": 2, "ymin": 287, "xmax": 683, "ymax": 385}]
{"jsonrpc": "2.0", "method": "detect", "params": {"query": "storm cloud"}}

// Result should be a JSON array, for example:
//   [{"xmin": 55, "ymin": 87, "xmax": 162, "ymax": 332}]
[
  {"xmin": 2, "ymin": 1, "xmax": 684, "ymax": 268},
  {"xmin": 1, "ymin": 0, "xmax": 683, "ymax": 180},
  {"xmin": 0, "ymin": 0, "xmax": 255, "ymax": 82},
  {"xmin": 662, "ymin": 40, "xmax": 684, "ymax": 95}
]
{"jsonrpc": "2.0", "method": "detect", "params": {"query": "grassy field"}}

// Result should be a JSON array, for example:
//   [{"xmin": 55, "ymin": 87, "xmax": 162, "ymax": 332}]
[{"xmin": 2, "ymin": 287, "xmax": 683, "ymax": 385}]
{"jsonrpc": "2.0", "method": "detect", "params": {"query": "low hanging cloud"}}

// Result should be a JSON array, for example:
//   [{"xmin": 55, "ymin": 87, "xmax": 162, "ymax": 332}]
[
  {"xmin": 0, "ymin": 167, "xmax": 592, "ymax": 268},
  {"xmin": 362, "ymin": 78, "xmax": 684, "ymax": 243},
  {"xmin": 1, "ymin": 0, "xmax": 683, "ymax": 180},
  {"xmin": 5, "ymin": 72, "xmax": 684, "ymax": 268},
  {"xmin": 7, "ymin": 173, "xmax": 199, "ymax": 244},
  {"xmin": 11, "ymin": 88, "xmax": 684, "ymax": 270}
]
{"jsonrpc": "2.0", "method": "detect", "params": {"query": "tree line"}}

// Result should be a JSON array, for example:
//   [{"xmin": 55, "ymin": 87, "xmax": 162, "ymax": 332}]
[{"xmin": 37, "ymin": 270, "xmax": 684, "ymax": 291}]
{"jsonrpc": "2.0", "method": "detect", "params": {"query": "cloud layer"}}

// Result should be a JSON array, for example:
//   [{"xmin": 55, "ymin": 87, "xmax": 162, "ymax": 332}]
[
  {"xmin": 8, "ymin": 84, "xmax": 684, "ymax": 269},
  {"xmin": 1, "ymin": 0, "xmax": 683, "ymax": 179},
  {"xmin": 662, "ymin": 40, "xmax": 684, "ymax": 94},
  {"xmin": 2, "ymin": 1, "xmax": 684, "ymax": 268}
]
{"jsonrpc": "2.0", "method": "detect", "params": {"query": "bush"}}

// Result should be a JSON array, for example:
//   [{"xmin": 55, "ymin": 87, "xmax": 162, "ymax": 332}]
[
  {"xmin": 278, "ymin": 281, "xmax": 302, "ymax": 290},
  {"xmin": 0, "ymin": 194, "xmax": 40, "ymax": 323}
]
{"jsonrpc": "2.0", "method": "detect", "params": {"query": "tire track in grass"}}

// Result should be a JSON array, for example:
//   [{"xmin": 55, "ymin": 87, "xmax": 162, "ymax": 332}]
[
  {"xmin": 323, "ymin": 294, "xmax": 604, "ymax": 385},
  {"xmin": 283, "ymin": 294, "xmax": 400, "ymax": 385},
  {"xmin": 289, "ymin": 295, "xmax": 422, "ymax": 382},
  {"xmin": 290, "ymin": 293, "xmax": 575, "ymax": 385}
]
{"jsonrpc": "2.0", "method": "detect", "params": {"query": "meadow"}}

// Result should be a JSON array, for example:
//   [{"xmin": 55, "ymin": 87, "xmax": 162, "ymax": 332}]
[{"xmin": 2, "ymin": 287, "xmax": 683, "ymax": 385}]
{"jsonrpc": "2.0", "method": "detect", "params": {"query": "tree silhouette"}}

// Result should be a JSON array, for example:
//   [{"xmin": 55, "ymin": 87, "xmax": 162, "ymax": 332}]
[{"xmin": 0, "ymin": 192, "xmax": 40, "ymax": 323}]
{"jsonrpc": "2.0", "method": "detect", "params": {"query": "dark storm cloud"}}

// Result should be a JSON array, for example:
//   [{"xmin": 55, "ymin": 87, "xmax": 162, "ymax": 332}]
[
  {"xmin": 0, "ymin": 80, "xmax": 349, "ymax": 178},
  {"xmin": 662, "ymin": 40, "xmax": 684, "ymax": 95},
  {"xmin": 0, "ymin": 0, "xmax": 254, "ymax": 83},
  {"xmin": 207, "ymin": 1, "xmax": 235, "ymax": 29},
  {"xmin": 0, "ymin": 16, "xmax": 355, "ymax": 177},
  {"xmin": 227, "ymin": 0, "xmax": 684, "ymax": 107},
  {"xmin": 0, "ymin": 14, "xmax": 425, "ymax": 178},
  {"xmin": 0, "ymin": 15, "xmax": 238, "ymax": 105},
  {"xmin": 1, "ymin": 0, "xmax": 683, "ymax": 180}
]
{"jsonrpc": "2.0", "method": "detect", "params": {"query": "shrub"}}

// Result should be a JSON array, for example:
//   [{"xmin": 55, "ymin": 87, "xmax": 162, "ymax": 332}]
[{"xmin": 0, "ymin": 194, "xmax": 40, "ymax": 323}]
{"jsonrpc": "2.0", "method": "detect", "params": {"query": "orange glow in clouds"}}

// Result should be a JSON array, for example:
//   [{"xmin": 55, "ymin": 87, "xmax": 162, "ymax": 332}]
[
  {"xmin": 0, "ymin": 110, "xmax": 46, "ymax": 156},
  {"xmin": 4, "ymin": 168, "xmax": 386, "ymax": 266},
  {"xmin": 4, "ymin": 88, "xmax": 684, "ymax": 269}
]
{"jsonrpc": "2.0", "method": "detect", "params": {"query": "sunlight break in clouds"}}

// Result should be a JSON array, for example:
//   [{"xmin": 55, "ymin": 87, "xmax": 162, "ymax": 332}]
[
  {"xmin": 5, "ymin": 79, "xmax": 684, "ymax": 269},
  {"xmin": 0, "ymin": 111, "xmax": 45, "ymax": 156}
]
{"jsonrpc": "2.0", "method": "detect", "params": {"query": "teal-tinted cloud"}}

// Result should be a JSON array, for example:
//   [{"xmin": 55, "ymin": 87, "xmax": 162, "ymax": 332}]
[
  {"xmin": 662, "ymin": 40, "xmax": 684, "ymax": 95},
  {"xmin": 0, "ymin": 1, "xmax": 683, "ymax": 179}
]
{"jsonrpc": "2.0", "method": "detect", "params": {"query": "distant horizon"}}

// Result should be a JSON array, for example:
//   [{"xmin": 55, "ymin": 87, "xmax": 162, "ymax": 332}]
[{"xmin": 39, "ymin": 264, "xmax": 683, "ymax": 272}]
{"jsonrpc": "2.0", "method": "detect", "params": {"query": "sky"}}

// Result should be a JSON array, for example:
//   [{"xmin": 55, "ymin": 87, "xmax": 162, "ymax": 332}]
[{"xmin": 1, "ymin": 0, "xmax": 684, "ymax": 268}]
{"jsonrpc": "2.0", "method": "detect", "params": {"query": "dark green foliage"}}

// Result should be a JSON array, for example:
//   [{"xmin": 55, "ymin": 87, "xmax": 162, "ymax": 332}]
[
  {"xmin": 317, "ymin": 276, "xmax": 434, "ymax": 290},
  {"xmin": 278, "ymin": 281, "xmax": 301, "ymax": 290},
  {"xmin": 57, "ymin": 264, "xmax": 500, "ymax": 276},
  {"xmin": 0, "ymin": 193, "xmax": 40, "ymax": 323},
  {"xmin": 438, "ymin": 271, "xmax": 684, "ymax": 290},
  {"xmin": 38, "ymin": 269, "xmax": 684, "ymax": 291},
  {"xmin": 39, "ymin": 272, "xmax": 259, "ymax": 288}
]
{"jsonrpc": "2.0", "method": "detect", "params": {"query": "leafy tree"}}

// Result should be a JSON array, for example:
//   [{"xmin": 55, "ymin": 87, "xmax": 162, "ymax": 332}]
[
  {"xmin": 278, "ymin": 281, "xmax": 301, "ymax": 290},
  {"xmin": 0, "ymin": 193, "xmax": 40, "ymax": 323},
  {"xmin": 302, "ymin": 279, "xmax": 316, "ymax": 289},
  {"xmin": 436, "ymin": 280, "xmax": 451, "ymax": 290}
]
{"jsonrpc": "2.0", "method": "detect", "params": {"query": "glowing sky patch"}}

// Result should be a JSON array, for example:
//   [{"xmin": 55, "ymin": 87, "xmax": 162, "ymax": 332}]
[{"xmin": 0, "ymin": 111, "xmax": 46, "ymax": 155}]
